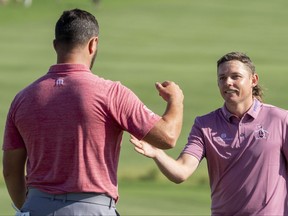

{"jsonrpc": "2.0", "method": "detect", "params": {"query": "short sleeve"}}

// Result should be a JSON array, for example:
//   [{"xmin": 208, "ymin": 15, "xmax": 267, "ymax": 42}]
[
  {"xmin": 107, "ymin": 82, "xmax": 161, "ymax": 140},
  {"xmin": 2, "ymin": 104, "xmax": 26, "ymax": 150},
  {"xmin": 281, "ymin": 112, "xmax": 288, "ymax": 161},
  {"xmin": 181, "ymin": 117, "xmax": 205, "ymax": 162}
]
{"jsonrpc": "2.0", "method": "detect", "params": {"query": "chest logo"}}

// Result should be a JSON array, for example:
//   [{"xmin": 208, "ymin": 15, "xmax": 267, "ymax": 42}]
[{"xmin": 254, "ymin": 125, "xmax": 269, "ymax": 139}]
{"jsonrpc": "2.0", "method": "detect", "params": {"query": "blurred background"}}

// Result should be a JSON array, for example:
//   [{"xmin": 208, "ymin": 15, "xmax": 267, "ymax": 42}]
[{"xmin": 1, "ymin": 0, "xmax": 288, "ymax": 215}]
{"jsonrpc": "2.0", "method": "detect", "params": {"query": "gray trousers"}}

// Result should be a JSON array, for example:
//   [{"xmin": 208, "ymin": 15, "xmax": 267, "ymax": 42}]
[{"xmin": 20, "ymin": 188, "xmax": 120, "ymax": 216}]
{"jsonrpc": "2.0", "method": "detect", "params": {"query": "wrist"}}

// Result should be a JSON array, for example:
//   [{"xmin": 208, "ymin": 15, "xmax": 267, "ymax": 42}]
[
  {"xmin": 167, "ymin": 97, "xmax": 184, "ymax": 105},
  {"xmin": 153, "ymin": 148, "xmax": 165, "ymax": 160}
]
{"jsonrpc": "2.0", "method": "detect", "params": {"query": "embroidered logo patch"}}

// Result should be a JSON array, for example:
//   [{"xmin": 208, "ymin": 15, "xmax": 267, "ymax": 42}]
[
  {"xmin": 55, "ymin": 78, "xmax": 64, "ymax": 87},
  {"xmin": 213, "ymin": 132, "xmax": 234, "ymax": 147},
  {"xmin": 254, "ymin": 124, "xmax": 269, "ymax": 139}
]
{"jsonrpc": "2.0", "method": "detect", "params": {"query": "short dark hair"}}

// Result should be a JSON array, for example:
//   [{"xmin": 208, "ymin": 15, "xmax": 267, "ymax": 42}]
[
  {"xmin": 217, "ymin": 52, "xmax": 264, "ymax": 102},
  {"xmin": 55, "ymin": 9, "xmax": 99, "ymax": 47}
]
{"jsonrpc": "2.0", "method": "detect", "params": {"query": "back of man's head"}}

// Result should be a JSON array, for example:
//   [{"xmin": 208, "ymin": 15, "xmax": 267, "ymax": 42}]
[{"xmin": 55, "ymin": 9, "xmax": 99, "ymax": 49}]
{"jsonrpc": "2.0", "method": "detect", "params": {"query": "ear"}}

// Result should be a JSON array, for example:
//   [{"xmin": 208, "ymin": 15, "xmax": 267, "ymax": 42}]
[
  {"xmin": 53, "ymin": 39, "xmax": 57, "ymax": 51},
  {"xmin": 88, "ymin": 37, "xmax": 98, "ymax": 55},
  {"xmin": 252, "ymin": 73, "xmax": 259, "ymax": 87}
]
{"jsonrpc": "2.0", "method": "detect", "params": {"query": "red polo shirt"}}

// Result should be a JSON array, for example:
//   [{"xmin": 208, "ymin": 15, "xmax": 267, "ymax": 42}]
[{"xmin": 3, "ymin": 64, "xmax": 161, "ymax": 201}]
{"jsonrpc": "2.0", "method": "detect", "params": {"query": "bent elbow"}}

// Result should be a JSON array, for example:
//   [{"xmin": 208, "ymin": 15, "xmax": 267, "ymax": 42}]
[
  {"xmin": 167, "ymin": 172, "xmax": 189, "ymax": 184},
  {"xmin": 163, "ymin": 132, "xmax": 178, "ymax": 149},
  {"xmin": 159, "ymin": 139, "xmax": 176, "ymax": 150},
  {"xmin": 170, "ymin": 176, "xmax": 186, "ymax": 184},
  {"xmin": 154, "ymin": 134, "xmax": 176, "ymax": 149},
  {"xmin": 167, "ymin": 140, "xmax": 177, "ymax": 149},
  {"xmin": 144, "ymin": 127, "xmax": 179, "ymax": 149}
]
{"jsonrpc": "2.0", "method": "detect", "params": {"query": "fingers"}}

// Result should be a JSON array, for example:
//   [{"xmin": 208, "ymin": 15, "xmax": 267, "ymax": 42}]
[
  {"xmin": 130, "ymin": 135, "xmax": 143, "ymax": 149},
  {"xmin": 130, "ymin": 135, "xmax": 153, "ymax": 157},
  {"xmin": 155, "ymin": 81, "xmax": 183, "ymax": 103},
  {"xmin": 155, "ymin": 81, "xmax": 172, "ymax": 99},
  {"xmin": 155, "ymin": 82, "xmax": 162, "ymax": 90},
  {"xmin": 134, "ymin": 147, "xmax": 145, "ymax": 155},
  {"xmin": 155, "ymin": 81, "xmax": 172, "ymax": 91}
]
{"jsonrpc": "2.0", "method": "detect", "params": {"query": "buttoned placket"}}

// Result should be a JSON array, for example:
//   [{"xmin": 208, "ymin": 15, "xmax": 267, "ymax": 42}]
[
  {"xmin": 238, "ymin": 121, "xmax": 246, "ymax": 148},
  {"xmin": 229, "ymin": 116, "xmax": 243, "ymax": 149}
]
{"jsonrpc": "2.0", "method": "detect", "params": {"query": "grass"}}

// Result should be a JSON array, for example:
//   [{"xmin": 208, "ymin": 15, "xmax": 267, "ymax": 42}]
[
  {"xmin": 1, "ymin": 0, "xmax": 288, "ymax": 215},
  {"xmin": 117, "ymin": 181, "xmax": 210, "ymax": 216},
  {"xmin": 0, "ymin": 186, "xmax": 13, "ymax": 215},
  {"xmin": 0, "ymin": 180, "xmax": 211, "ymax": 216}
]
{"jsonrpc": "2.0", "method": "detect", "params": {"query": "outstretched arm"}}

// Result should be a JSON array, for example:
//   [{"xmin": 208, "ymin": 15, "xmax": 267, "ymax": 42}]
[
  {"xmin": 142, "ymin": 81, "xmax": 184, "ymax": 149},
  {"xmin": 130, "ymin": 135, "xmax": 199, "ymax": 184}
]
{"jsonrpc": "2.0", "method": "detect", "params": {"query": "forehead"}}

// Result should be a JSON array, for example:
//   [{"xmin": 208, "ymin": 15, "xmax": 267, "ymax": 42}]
[{"xmin": 217, "ymin": 60, "xmax": 251, "ymax": 76}]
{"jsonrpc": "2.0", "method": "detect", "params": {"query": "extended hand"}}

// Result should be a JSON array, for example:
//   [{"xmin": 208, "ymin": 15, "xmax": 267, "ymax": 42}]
[{"xmin": 130, "ymin": 135, "xmax": 160, "ymax": 158}]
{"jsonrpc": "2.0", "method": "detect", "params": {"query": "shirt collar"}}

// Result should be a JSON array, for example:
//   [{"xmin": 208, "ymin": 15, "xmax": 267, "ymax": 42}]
[
  {"xmin": 48, "ymin": 63, "xmax": 91, "ymax": 74},
  {"xmin": 221, "ymin": 99, "xmax": 262, "ymax": 122}
]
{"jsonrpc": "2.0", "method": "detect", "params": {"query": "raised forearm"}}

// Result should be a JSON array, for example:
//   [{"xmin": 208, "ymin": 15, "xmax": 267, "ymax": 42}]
[
  {"xmin": 142, "ymin": 81, "xmax": 184, "ymax": 149},
  {"xmin": 143, "ymin": 99, "xmax": 184, "ymax": 149},
  {"xmin": 161, "ymin": 100, "xmax": 184, "ymax": 145}
]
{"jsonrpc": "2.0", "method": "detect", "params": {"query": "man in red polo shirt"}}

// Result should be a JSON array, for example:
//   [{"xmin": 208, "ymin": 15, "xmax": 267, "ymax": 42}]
[
  {"xmin": 131, "ymin": 52, "xmax": 288, "ymax": 215},
  {"xmin": 2, "ymin": 9, "xmax": 184, "ymax": 215}
]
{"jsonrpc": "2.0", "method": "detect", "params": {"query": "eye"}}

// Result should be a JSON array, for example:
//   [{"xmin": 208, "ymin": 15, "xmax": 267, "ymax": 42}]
[
  {"xmin": 218, "ymin": 76, "xmax": 226, "ymax": 81},
  {"xmin": 231, "ymin": 75, "xmax": 242, "ymax": 80}
]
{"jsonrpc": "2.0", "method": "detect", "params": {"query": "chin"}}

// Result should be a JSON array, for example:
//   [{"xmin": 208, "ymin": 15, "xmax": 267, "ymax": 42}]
[{"xmin": 224, "ymin": 97, "xmax": 239, "ymax": 105}]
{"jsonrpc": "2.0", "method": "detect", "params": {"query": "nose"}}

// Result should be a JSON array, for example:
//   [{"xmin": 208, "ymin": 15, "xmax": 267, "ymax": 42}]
[{"xmin": 225, "ymin": 77, "xmax": 233, "ymax": 86}]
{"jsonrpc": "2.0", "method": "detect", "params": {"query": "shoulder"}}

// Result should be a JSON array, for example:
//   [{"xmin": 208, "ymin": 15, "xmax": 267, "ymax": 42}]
[
  {"xmin": 196, "ymin": 108, "xmax": 222, "ymax": 120},
  {"xmin": 194, "ymin": 108, "xmax": 222, "ymax": 126},
  {"xmin": 261, "ymin": 103, "xmax": 288, "ymax": 116},
  {"xmin": 11, "ymin": 80, "xmax": 40, "ymax": 104},
  {"xmin": 259, "ymin": 103, "xmax": 288, "ymax": 124},
  {"xmin": 90, "ymin": 76, "xmax": 131, "ymax": 95},
  {"xmin": 94, "ymin": 75, "xmax": 127, "ymax": 90},
  {"xmin": 106, "ymin": 80, "xmax": 136, "ymax": 97}
]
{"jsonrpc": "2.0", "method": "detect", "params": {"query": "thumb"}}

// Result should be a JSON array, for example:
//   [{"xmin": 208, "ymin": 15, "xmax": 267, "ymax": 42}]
[{"xmin": 155, "ymin": 82, "xmax": 164, "ymax": 92}]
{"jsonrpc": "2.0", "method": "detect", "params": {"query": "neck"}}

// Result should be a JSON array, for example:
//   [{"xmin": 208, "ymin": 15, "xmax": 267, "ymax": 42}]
[
  {"xmin": 55, "ymin": 45, "xmax": 91, "ymax": 68},
  {"xmin": 56, "ymin": 54, "xmax": 90, "ymax": 68},
  {"xmin": 225, "ymin": 98, "xmax": 254, "ymax": 118}
]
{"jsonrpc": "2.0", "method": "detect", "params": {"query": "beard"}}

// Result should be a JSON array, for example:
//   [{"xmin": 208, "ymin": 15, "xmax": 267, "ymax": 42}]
[{"xmin": 90, "ymin": 49, "xmax": 98, "ymax": 70}]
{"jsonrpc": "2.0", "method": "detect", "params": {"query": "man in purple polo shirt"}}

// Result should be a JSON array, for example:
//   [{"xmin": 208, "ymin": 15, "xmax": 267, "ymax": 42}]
[
  {"xmin": 131, "ymin": 52, "xmax": 288, "ymax": 215},
  {"xmin": 2, "ymin": 9, "xmax": 184, "ymax": 216}
]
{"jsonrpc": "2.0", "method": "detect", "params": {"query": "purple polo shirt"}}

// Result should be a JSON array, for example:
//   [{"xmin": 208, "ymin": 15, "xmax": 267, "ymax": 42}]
[{"xmin": 182, "ymin": 99, "xmax": 288, "ymax": 215}]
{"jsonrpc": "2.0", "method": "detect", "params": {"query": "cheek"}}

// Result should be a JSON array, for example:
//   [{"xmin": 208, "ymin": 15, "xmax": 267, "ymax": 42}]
[
  {"xmin": 218, "ymin": 84, "xmax": 225, "ymax": 96},
  {"xmin": 238, "ymin": 80, "xmax": 253, "ymax": 93},
  {"xmin": 237, "ymin": 78, "xmax": 249, "ymax": 86},
  {"xmin": 217, "ymin": 81, "xmax": 220, "ymax": 87},
  {"xmin": 217, "ymin": 80, "xmax": 225, "ymax": 87},
  {"xmin": 217, "ymin": 83, "xmax": 223, "ymax": 92}
]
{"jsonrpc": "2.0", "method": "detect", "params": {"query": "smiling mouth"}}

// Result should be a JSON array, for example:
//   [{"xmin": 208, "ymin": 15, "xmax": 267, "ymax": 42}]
[{"xmin": 225, "ymin": 89, "xmax": 238, "ymax": 94}]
